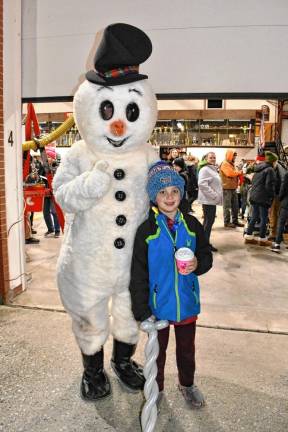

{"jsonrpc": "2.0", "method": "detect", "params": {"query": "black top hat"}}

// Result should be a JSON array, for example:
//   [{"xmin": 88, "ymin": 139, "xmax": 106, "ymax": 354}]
[{"xmin": 86, "ymin": 23, "xmax": 152, "ymax": 86}]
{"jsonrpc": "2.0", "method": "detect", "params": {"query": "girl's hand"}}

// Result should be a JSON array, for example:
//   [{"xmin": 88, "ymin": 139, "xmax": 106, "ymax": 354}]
[{"xmin": 178, "ymin": 256, "xmax": 198, "ymax": 275}]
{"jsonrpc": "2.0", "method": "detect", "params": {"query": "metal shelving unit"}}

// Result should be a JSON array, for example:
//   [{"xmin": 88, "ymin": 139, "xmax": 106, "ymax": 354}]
[{"xmin": 150, "ymin": 119, "xmax": 255, "ymax": 148}]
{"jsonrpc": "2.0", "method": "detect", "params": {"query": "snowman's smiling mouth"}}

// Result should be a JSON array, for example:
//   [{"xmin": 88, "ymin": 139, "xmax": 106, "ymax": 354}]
[{"xmin": 106, "ymin": 136, "xmax": 129, "ymax": 147}]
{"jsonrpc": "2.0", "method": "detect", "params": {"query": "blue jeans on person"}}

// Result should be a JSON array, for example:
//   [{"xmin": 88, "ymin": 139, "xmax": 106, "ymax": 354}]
[
  {"xmin": 43, "ymin": 197, "xmax": 60, "ymax": 233},
  {"xmin": 275, "ymin": 207, "xmax": 288, "ymax": 244},
  {"xmin": 246, "ymin": 204, "xmax": 269, "ymax": 239}
]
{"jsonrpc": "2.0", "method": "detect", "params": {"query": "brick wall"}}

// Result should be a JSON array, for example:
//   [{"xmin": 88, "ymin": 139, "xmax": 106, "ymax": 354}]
[{"xmin": 0, "ymin": 0, "xmax": 10, "ymax": 304}]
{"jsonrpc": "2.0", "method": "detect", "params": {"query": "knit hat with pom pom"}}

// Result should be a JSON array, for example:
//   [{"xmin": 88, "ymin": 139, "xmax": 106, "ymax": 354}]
[{"xmin": 147, "ymin": 161, "xmax": 185, "ymax": 204}]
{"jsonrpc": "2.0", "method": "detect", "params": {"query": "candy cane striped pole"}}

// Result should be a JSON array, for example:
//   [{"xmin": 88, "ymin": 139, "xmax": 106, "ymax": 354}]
[{"xmin": 140, "ymin": 319, "xmax": 169, "ymax": 432}]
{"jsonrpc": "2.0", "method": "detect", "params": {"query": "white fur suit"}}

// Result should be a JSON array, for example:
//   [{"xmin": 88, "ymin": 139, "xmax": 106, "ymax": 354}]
[
  {"xmin": 53, "ymin": 22, "xmax": 158, "ymax": 400},
  {"xmin": 53, "ymin": 79, "xmax": 158, "ymax": 355}
]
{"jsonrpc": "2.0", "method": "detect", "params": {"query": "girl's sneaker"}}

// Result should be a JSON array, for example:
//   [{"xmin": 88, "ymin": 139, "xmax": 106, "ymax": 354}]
[{"xmin": 178, "ymin": 384, "xmax": 205, "ymax": 408}]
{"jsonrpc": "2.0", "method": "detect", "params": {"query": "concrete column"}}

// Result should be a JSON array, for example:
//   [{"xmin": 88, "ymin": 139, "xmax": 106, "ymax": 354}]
[{"xmin": 2, "ymin": 0, "xmax": 25, "ymax": 301}]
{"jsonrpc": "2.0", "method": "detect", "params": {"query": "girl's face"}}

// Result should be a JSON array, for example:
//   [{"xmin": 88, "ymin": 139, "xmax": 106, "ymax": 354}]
[
  {"xmin": 207, "ymin": 152, "xmax": 216, "ymax": 165},
  {"xmin": 156, "ymin": 186, "xmax": 181, "ymax": 219}
]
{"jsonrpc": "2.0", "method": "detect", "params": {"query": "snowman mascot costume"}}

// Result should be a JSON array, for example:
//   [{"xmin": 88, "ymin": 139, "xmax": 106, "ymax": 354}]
[{"xmin": 53, "ymin": 23, "xmax": 158, "ymax": 401}]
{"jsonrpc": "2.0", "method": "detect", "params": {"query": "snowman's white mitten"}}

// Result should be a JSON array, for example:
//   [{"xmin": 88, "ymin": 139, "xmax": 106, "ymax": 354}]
[
  {"xmin": 84, "ymin": 161, "xmax": 111, "ymax": 198},
  {"xmin": 94, "ymin": 160, "xmax": 109, "ymax": 172},
  {"xmin": 53, "ymin": 156, "xmax": 111, "ymax": 213}
]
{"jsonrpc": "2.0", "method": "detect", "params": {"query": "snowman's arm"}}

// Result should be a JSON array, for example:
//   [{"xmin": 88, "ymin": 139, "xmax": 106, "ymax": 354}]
[{"xmin": 53, "ymin": 153, "xmax": 110, "ymax": 213}]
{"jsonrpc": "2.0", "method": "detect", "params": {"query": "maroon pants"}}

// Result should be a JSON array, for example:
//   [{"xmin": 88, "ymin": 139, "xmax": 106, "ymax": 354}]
[{"xmin": 156, "ymin": 321, "xmax": 196, "ymax": 392}]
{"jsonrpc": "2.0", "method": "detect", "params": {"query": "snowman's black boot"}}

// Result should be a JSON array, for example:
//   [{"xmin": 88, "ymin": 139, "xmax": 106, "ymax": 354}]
[
  {"xmin": 81, "ymin": 349, "xmax": 111, "ymax": 401},
  {"xmin": 110, "ymin": 339, "xmax": 145, "ymax": 392}
]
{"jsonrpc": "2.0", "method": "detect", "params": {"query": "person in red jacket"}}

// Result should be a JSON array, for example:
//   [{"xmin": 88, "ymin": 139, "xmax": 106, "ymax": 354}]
[{"xmin": 219, "ymin": 150, "xmax": 244, "ymax": 228}]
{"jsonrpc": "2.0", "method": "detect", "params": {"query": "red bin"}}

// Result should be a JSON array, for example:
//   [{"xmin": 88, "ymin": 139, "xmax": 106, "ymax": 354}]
[{"xmin": 23, "ymin": 184, "xmax": 46, "ymax": 212}]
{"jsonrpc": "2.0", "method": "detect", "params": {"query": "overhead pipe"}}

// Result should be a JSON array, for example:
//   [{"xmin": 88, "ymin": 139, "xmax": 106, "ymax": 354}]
[{"xmin": 22, "ymin": 115, "xmax": 75, "ymax": 152}]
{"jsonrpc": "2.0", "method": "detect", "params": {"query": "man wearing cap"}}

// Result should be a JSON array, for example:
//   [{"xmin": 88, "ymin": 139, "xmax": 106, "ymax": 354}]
[{"xmin": 219, "ymin": 150, "xmax": 244, "ymax": 228}]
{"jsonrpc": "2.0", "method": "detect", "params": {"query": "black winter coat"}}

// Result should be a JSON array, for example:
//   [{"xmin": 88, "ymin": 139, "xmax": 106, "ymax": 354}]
[
  {"xmin": 186, "ymin": 165, "xmax": 199, "ymax": 201},
  {"xmin": 249, "ymin": 162, "xmax": 276, "ymax": 208},
  {"xmin": 274, "ymin": 163, "xmax": 287, "ymax": 196},
  {"xmin": 279, "ymin": 171, "xmax": 288, "ymax": 210}
]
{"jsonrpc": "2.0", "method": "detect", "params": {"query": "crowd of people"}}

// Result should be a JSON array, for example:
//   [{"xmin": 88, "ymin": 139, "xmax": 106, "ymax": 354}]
[
  {"xmin": 243, "ymin": 151, "xmax": 288, "ymax": 252},
  {"xmin": 162, "ymin": 147, "xmax": 288, "ymax": 254},
  {"xmin": 25, "ymin": 145, "xmax": 288, "ymax": 255},
  {"xmin": 24, "ymin": 151, "xmax": 61, "ymax": 245}
]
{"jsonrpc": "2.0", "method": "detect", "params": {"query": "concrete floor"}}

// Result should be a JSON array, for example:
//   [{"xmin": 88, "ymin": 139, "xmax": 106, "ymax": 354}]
[
  {"xmin": 15, "ymin": 205, "xmax": 288, "ymax": 333},
  {"xmin": 1, "ymin": 205, "xmax": 288, "ymax": 432}
]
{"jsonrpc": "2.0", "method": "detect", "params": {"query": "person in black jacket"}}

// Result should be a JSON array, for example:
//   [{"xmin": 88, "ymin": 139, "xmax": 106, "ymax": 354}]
[
  {"xmin": 271, "ymin": 170, "xmax": 288, "ymax": 252},
  {"xmin": 173, "ymin": 157, "xmax": 198, "ymax": 214},
  {"xmin": 268, "ymin": 162, "xmax": 287, "ymax": 240},
  {"xmin": 186, "ymin": 155, "xmax": 199, "ymax": 213},
  {"xmin": 129, "ymin": 161, "xmax": 212, "ymax": 408},
  {"xmin": 244, "ymin": 151, "xmax": 277, "ymax": 246},
  {"xmin": 172, "ymin": 157, "xmax": 190, "ymax": 213}
]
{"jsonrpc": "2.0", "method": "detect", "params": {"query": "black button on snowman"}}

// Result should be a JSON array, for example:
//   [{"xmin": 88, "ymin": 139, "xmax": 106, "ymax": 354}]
[
  {"xmin": 115, "ymin": 191, "xmax": 126, "ymax": 201},
  {"xmin": 116, "ymin": 215, "xmax": 127, "ymax": 226},
  {"xmin": 114, "ymin": 169, "xmax": 127, "ymax": 246},
  {"xmin": 114, "ymin": 238, "xmax": 125, "ymax": 249},
  {"xmin": 114, "ymin": 169, "xmax": 125, "ymax": 180}
]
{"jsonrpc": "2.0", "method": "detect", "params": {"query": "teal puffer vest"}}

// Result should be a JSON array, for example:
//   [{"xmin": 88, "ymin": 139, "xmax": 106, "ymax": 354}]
[{"xmin": 145, "ymin": 210, "xmax": 200, "ymax": 322}]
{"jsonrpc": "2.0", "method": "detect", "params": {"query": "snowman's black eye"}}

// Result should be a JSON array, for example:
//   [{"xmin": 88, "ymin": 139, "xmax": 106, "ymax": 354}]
[
  {"xmin": 100, "ymin": 100, "xmax": 114, "ymax": 120},
  {"xmin": 126, "ymin": 103, "xmax": 139, "ymax": 122}
]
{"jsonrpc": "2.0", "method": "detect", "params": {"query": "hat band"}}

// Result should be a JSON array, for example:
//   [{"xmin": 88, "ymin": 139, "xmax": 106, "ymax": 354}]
[{"xmin": 96, "ymin": 65, "xmax": 139, "ymax": 79}]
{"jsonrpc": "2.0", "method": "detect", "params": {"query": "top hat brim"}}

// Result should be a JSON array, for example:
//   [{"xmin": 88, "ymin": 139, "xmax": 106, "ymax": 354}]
[{"xmin": 86, "ymin": 70, "xmax": 148, "ymax": 86}]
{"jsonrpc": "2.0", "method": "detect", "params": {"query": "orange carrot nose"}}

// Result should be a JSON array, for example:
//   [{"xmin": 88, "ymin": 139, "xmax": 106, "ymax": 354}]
[{"xmin": 110, "ymin": 120, "xmax": 126, "ymax": 137}]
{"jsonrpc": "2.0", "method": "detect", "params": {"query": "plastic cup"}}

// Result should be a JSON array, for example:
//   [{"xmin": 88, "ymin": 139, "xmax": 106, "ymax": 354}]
[{"xmin": 175, "ymin": 247, "xmax": 194, "ymax": 273}]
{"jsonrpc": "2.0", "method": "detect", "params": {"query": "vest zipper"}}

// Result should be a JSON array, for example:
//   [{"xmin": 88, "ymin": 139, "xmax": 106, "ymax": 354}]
[
  {"xmin": 162, "ymin": 221, "xmax": 181, "ymax": 321},
  {"xmin": 192, "ymin": 282, "xmax": 199, "ymax": 304},
  {"xmin": 174, "ymin": 260, "xmax": 180, "ymax": 321},
  {"xmin": 153, "ymin": 285, "xmax": 157, "ymax": 308}
]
